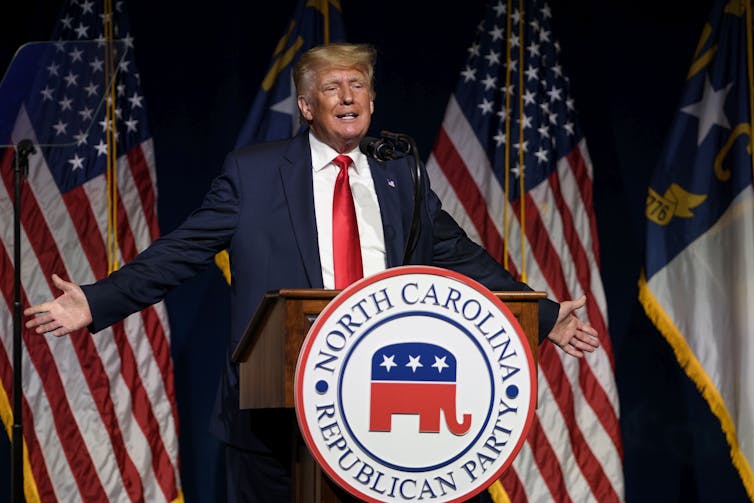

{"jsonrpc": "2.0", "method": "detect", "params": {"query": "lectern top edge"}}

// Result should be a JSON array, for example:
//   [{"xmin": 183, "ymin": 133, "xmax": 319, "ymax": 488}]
[
  {"xmin": 230, "ymin": 289, "xmax": 340, "ymax": 364},
  {"xmin": 230, "ymin": 288, "xmax": 547, "ymax": 365}
]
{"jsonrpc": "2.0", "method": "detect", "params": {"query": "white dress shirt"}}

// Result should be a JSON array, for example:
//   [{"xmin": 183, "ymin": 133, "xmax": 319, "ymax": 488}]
[{"xmin": 310, "ymin": 132, "xmax": 386, "ymax": 289}]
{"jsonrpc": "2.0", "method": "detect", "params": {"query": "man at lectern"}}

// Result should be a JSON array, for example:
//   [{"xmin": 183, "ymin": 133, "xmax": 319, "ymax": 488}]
[{"xmin": 25, "ymin": 43, "xmax": 599, "ymax": 502}]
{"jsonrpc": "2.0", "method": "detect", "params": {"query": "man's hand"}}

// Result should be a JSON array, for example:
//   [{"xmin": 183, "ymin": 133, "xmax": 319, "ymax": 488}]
[
  {"xmin": 24, "ymin": 274, "xmax": 93, "ymax": 337},
  {"xmin": 546, "ymin": 295, "xmax": 600, "ymax": 358}
]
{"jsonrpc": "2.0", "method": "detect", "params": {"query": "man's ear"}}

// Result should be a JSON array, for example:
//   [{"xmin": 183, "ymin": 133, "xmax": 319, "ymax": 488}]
[{"xmin": 298, "ymin": 96, "xmax": 313, "ymax": 121}]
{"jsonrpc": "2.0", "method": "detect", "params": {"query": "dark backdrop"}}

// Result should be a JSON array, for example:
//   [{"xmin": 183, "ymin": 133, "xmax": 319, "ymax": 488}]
[{"xmin": 2, "ymin": 0, "xmax": 750, "ymax": 502}]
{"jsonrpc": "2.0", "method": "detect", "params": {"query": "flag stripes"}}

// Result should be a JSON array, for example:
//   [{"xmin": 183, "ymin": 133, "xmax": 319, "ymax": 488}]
[
  {"xmin": 1, "ymin": 104, "xmax": 180, "ymax": 500},
  {"xmin": 434, "ymin": 128, "xmax": 507, "ymax": 261},
  {"xmin": 425, "ymin": 3, "xmax": 623, "ymax": 500},
  {"xmin": 430, "ymin": 124, "xmax": 623, "ymax": 502},
  {"xmin": 0, "ymin": 345, "xmax": 53, "ymax": 503}
]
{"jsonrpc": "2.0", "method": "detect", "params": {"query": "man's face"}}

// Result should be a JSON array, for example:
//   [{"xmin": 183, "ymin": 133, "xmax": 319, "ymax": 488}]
[{"xmin": 298, "ymin": 65, "xmax": 374, "ymax": 153}]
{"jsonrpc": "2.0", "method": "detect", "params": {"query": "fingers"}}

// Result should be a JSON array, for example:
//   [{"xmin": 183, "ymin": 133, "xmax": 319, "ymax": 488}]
[
  {"xmin": 26, "ymin": 312, "xmax": 53, "ymax": 330},
  {"xmin": 563, "ymin": 335, "xmax": 598, "ymax": 358},
  {"xmin": 580, "ymin": 323, "xmax": 599, "ymax": 339},
  {"xmin": 574, "ymin": 322, "xmax": 600, "ymax": 347},
  {"xmin": 570, "ymin": 320, "xmax": 599, "ymax": 350},
  {"xmin": 552, "ymin": 317, "xmax": 600, "ymax": 358},
  {"xmin": 33, "ymin": 320, "xmax": 60, "ymax": 335},
  {"xmin": 25, "ymin": 312, "xmax": 49, "ymax": 329},
  {"xmin": 24, "ymin": 313, "xmax": 66, "ymax": 336},
  {"xmin": 24, "ymin": 273, "xmax": 67, "ymax": 316},
  {"xmin": 24, "ymin": 302, "xmax": 50, "ymax": 318},
  {"xmin": 24, "ymin": 273, "xmax": 68, "ymax": 326},
  {"xmin": 560, "ymin": 343, "xmax": 584, "ymax": 358},
  {"xmin": 570, "ymin": 335, "xmax": 598, "ymax": 353},
  {"xmin": 47, "ymin": 325, "xmax": 71, "ymax": 337},
  {"xmin": 551, "ymin": 296, "xmax": 601, "ymax": 359},
  {"xmin": 25, "ymin": 307, "xmax": 60, "ymax": 328}
]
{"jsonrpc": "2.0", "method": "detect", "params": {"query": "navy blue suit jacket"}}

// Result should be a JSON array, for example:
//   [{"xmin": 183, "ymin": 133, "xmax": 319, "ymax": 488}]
[{"xmin": 82, "ymin": 130, "xmax": 558, "ymax": 449}]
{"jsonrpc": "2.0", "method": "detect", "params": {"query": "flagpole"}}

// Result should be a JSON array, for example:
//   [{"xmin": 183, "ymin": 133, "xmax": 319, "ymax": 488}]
[
  {"xmin": 502, "ymin": 0, "xmax": 513, "ymax": 270},
  {"xmin": 12, "ymin": 138, "xmax": 35, "ymax": 503},
  {"xmin": 516, "ymin": 0, "xmax": 527, "ymax": 282},
  {"xmin": 322, "ymin": 0, "xmax": 330, "ymax": 44},
  {"xmin": 746, "ymin": 0, "xmax": 754, "ymax": 184}
]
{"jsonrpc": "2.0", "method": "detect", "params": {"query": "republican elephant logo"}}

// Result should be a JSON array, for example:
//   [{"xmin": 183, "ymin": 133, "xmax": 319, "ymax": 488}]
[{"xmin": 369, "ymin": 342, "xmax": 472, "ymax": 435}]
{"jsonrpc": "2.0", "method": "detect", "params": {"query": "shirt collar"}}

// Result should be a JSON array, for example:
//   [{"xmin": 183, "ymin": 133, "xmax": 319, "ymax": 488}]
[{"xmin": 309, "ymin": 130, "xmax": 366, "ymax": 174}]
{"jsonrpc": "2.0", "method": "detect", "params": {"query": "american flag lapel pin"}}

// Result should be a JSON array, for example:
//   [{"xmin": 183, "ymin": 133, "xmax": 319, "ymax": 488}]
[{"xmin": 387, "ymin": 178, "xmax": 396, "ymax": 188}]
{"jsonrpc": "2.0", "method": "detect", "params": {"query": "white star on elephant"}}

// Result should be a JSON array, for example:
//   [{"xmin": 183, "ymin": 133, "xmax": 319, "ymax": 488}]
[
  {"xmin": 406, "ymin": 355, "xmax": 423, "ymax": 372},
  {"xmin": 432, "ymin": 355, "xmax": 449, "ymax": 373},
  {"xmin": 379, "ymin": 354, "xmax": 397, "ymax": 372}
]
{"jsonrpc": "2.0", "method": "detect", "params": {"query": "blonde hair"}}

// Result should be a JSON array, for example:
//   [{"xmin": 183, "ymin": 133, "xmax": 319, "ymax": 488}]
[{"xmin": 293, "ymin": 43, "xmax": 377, "ymax": 103}]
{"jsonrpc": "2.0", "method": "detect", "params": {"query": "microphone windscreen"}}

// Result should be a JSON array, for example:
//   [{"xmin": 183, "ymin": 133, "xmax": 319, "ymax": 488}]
[{"xmin": 359, "ymin": 136, "xmax": 380, "ymax": 156}]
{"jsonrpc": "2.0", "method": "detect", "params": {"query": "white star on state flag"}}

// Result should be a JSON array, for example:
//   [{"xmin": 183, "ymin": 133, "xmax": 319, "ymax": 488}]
[
  {"xmin": 269, "ymin": 75, "xmax": 298, "ymax": 136},
  {"xmin": 681, "ymin": 75, "xmax": 733, "ymax": 145}
]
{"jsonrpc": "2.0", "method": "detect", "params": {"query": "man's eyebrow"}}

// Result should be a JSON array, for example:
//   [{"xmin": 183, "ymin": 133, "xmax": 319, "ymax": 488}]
[{"xmin": 320, "ymin": 76, "xmax": 366, "ymax": 87}]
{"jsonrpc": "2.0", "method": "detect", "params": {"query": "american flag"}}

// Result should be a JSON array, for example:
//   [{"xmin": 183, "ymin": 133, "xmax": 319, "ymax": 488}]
[
  {"xmin": 0, "ymin": 1, "xmax": 181, "ymax": 501},
  {"xmin": 425, "ymin": 1, "xmax": 624, "ymax": 501}
]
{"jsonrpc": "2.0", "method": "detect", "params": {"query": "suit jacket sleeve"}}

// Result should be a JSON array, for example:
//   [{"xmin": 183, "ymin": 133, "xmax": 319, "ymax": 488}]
[
  {"xmin": 82, "ymin": 154, "xmax": 242, "ymax": 332},
  {"xmin": 422, "ymin": 170, "xmax": 559, "ymax": 343}
]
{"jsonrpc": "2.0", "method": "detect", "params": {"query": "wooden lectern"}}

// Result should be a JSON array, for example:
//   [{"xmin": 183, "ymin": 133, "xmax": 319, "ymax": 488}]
[{"xmin": 231, "ymin": 288, "xmax": 545, "ymax": 503}]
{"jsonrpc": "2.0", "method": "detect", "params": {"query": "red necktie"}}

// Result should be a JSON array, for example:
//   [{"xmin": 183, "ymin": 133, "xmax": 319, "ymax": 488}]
[{"xmin": 331, "ymin": 154, "xmax": 363, "ymax": 288}]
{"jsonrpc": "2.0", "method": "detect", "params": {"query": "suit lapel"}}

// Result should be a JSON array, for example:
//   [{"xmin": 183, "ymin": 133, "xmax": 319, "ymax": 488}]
[
  {"xmin": 279, "ymin": 135, "xmax": 413, "ymax": 282},
  {"xmin": 279, "ymin": 133, "xmax": 324, "ymax": 288},
  {"xmin": 369, "ymin": 158, "xmax": 408, "ymax": 268}
]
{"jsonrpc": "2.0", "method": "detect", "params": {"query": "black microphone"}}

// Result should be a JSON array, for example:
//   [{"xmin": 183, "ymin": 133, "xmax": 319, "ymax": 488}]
[
  {"xmin": 359, "ymin": 136, "xmax": 399, "ymax": 161},
  {"xmin": 380, "ymin": 130, "xmax": 413, "ymax": 156}
]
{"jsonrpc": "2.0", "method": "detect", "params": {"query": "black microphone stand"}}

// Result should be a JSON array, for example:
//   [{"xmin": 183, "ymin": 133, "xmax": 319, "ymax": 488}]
[
  {"xmin": 12, "ymin": 138, "xmax": 35, "ymax": 503},
  {"xmin": 401, "ymin": 135, "xmax": 423, "ymax": 264}
]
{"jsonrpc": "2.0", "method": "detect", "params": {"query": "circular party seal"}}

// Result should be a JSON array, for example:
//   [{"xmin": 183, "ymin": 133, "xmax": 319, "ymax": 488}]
[{"xmin": 294, "ymin": 266, "xmax": 536, "ymax": 502}]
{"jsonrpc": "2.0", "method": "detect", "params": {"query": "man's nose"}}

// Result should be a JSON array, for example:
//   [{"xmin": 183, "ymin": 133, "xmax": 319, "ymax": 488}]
[{"xmin": 341, "ymin": 88, "xmax": 353, "ymax": 104}]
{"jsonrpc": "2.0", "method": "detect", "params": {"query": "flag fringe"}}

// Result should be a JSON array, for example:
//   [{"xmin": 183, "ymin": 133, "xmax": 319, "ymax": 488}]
[
  {"xmin": 214, "ymin": 250, "xmax": 231, "ymax": 285},
  {"xmin": 0, "ymin": 379, "xmax": 41, "ymax": 502},
  {"xmin": 488, "ymin": 479, "xmax": 512, "ymax": 503},
  {"xmin": 638, "ymin": 271, "xmax": 754, "ymax": 501}
]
